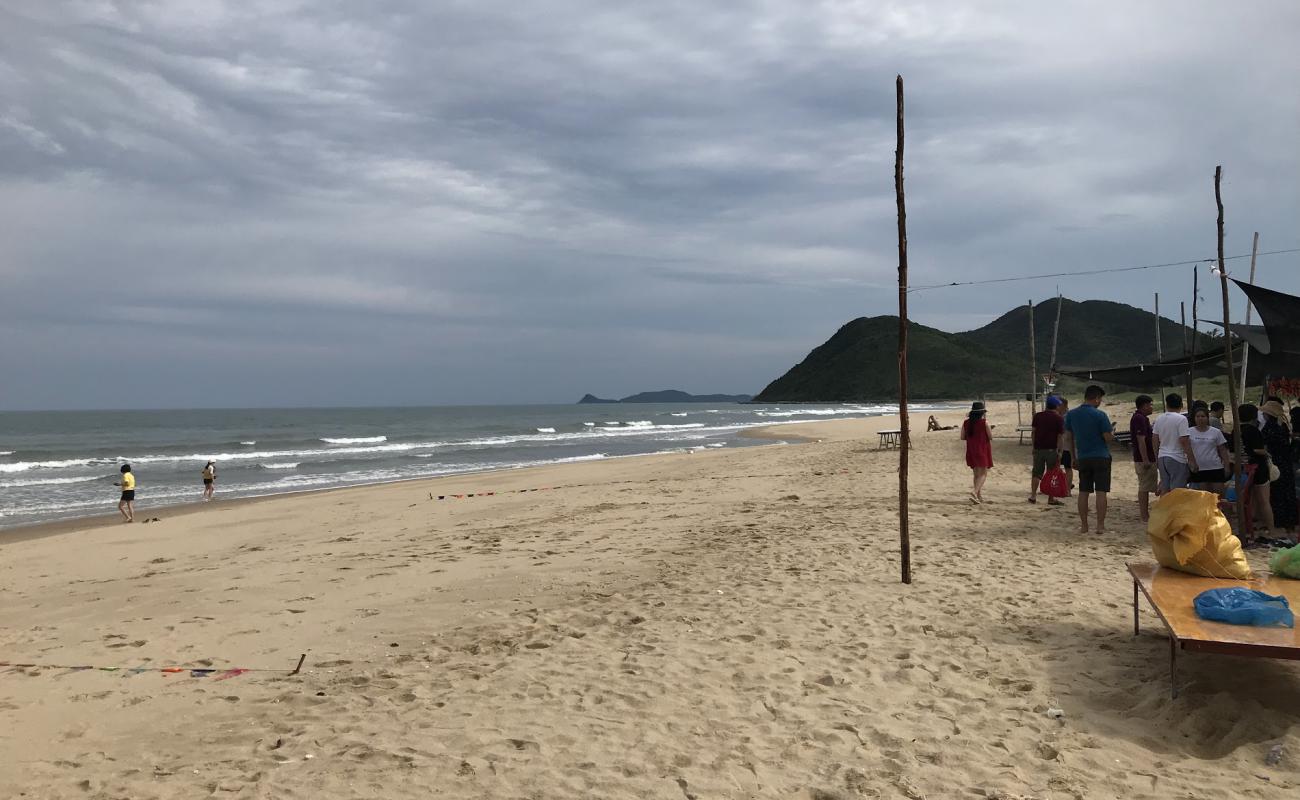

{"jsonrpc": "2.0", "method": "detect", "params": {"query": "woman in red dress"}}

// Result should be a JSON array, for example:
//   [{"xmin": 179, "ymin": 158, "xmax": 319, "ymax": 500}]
[{"xmin": 961, "ymin": 401, "xmax": 994, "ymax": 503}]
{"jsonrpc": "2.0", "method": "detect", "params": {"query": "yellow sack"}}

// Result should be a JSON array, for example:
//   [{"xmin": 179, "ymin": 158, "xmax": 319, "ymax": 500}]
[{"xmin": 1147, "ymin": 488, "xmax": 1252, "ymax": 579}]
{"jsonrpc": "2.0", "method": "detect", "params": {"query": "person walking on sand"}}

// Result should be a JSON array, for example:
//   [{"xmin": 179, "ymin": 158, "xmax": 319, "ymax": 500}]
[
  {"xmin": 1063, "ymin": 385, "xmax": 1115, "ymax": 534},
  {"xmin": 115, "ymin": 464, "xmax": 136, "ymax": 522},
  {"xmin": 1028, "ymin": 395, "xmax": 1064, "ymax": 505},
  {"xmin": 1152, "ymin": 393, "xmax": 1196, "ymax": 493},
  {"xmin": 1130, "ymin": 395, "xmax": 1157, "ymax": 521},
  {"xmin": 201, "ymin": 461, "xmax": 217, "ymax": 501},
  {"xmin": 961, "ymin": 401, "xmax": 993, "ymax": 504}
]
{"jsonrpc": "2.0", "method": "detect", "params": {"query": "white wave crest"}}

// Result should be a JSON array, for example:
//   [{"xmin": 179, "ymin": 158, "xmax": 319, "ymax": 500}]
[
  {"xmin": 240, "ymin": 441, "xmax": 257, "ymax": 445},
  {"xmin": 321, "ymin": 436, "xmax": 387, "ymax": 444},
  {"xmin": 0, "ymin": 475, "xmax": 102, "ymax": 489},
  {"xmin": 0, "ymin": 451, "xmax": 14, "ymax": 456},
  {"xmin": 583, "ymin": 422, "xmax": 595, "ymax": 427},
  {"xmin": 0, "ymin": 458, "xmax": 101, "ymax": 473},
  {"xmin": 536, "ymin": 427, "xmax": 556, "ymax": 433},
  {"xmin": 670, "ymin": 412, "xmax": 689, "ymax": 417},
  {"xmin": 261, "ymin": 462, "xmax": 300, "ymax": 470}
]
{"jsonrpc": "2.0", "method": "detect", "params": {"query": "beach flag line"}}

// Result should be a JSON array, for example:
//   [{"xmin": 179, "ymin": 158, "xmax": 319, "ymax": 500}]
[{"xmin": 0, "ymin": 653, "xmax": 307, "ymax": 680}]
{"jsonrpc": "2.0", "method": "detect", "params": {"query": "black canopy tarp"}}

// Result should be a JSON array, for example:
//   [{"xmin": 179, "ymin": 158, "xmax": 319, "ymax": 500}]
[
  {"xmin": 1234, "ymin": 279, "xmax": 1300, "ymax": 355},
  {"xmin": 1057, "ymin": 347, "xmax": 1246, "ymax": 388}
]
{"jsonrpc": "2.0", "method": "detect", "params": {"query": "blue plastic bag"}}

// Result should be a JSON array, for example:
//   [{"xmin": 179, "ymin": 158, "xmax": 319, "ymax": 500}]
[{"xmin": 1194, "ymin": 588, "xmax": 1294, "ymax": 628}]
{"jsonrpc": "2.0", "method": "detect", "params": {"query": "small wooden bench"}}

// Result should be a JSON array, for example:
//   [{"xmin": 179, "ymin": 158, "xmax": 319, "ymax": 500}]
[
  {"xmin": 1128, "ymin": 562, "xmax": 1300, "ymax": 698},
  {"xmin": 1016, "ymin": 425, "xmax": 1033, "ymax": 445}
]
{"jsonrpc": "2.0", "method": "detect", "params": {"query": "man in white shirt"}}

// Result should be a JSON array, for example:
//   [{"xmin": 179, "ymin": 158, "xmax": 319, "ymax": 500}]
[{"xmin": 1151, "ymin": 393, "xmax": 1196, "ymax": 493}]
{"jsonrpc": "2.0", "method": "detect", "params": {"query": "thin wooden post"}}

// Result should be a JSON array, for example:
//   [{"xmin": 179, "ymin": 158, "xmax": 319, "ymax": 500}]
[
  {"xmin": 1048, "ymin": 293, "xmax": 1063, "ymax": 393},
  {"xmin": 1190, "ymin": 267, "xmax": 1199, "ymax": 405},
  {"xmin": 1028, "ymin": 300, "xmax": 1038, "ymax": 409},
  {"xmin": 1215, "ymin": 166, "xmax": 1246, "ymax": 539},
  {"xmin": 1155, "ymin": 292, "xmax": 1162, "ymax": 361},
  {"xmin": 894, "ymin": 75, "xmax": 911, "ymax": 585},
  {"xmin": 1238, "ymin": 231, "xmax": 1259, "ymax": 399},
  {"xmin": 1182, "ymin": 302, "xmax": 1192, "ymax": 403}
]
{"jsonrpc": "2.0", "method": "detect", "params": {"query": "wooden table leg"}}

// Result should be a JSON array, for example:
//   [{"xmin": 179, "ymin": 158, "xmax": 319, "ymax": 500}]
[
  {"xmin": 1170, "ymin": 636, "xmax": 1178, "ymax": 699},
  {"xmin": 1133, "ymin": 578, "xmax": 1139, "ymax": 636}
]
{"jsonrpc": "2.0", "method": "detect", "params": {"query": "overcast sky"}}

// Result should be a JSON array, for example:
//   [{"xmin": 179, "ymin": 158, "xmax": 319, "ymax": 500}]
[{"xmin": 2, "ymin": 1, "xmax": 1297, "ymax": 409}]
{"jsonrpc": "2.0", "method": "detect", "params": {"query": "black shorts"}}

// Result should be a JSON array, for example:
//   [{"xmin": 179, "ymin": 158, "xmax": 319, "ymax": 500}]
[
  {"xmin": 1060, "ymin": 451, "xmax": 1072, "ymax": 469},
  {"xmin": 203, "ymin": 479, "xmax": 213, "ymax": 486},
  {"xmin": 1190, "ymin": 468, "xmax": 1226, "ymax": 484},
  {"xmin": 120, "ymin": 490, "xmax": 135, "ymax": 502},
  {"xmin": 1077, "ymin": 457, "xmax": 1112, "ymax": 493}
]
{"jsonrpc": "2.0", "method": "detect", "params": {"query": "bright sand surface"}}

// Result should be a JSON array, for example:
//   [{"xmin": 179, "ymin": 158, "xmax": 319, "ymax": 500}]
[{"xmin": 2, "ymin": 402, "xmax": 1296, "ymax": 799}]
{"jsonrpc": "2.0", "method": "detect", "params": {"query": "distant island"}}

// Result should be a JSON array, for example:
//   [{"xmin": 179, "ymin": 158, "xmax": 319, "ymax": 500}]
[{"xmin": 578, "ymin": 389, "xmax": 753, "ymax": 404}]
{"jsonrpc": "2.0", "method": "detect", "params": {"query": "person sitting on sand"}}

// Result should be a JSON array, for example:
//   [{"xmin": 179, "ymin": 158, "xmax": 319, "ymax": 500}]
[
  {"xmin": 961, "ymin": 401, "xmax": 993, "ymax": 503},
  {"xmin": 927, "ymin": 415, "xmax": 954, "ymax": 432},
  {"xmin": 202, "ymin": 461, "xmax": 217, "ymax": 501},
  {"xmin": 1028, "ymin": 396, "xmax": 1064, "ymax": 505},
  {"xmin": 1063, "ymin": 385, "xmax": 1114, "ymax": 534},
  {"xmin": 115, "ymin": 464, "xmax": 136, "ymax": 523}
]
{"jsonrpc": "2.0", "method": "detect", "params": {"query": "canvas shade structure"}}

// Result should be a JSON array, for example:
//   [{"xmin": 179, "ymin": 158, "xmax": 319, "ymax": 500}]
[
  {"xmin": 1056, "ymin": 346, "xmax": 1246, "ymax": 388},
  {"xmin": 1233, "ymin": 279, "xmax": 1300, "ymax": 356}
]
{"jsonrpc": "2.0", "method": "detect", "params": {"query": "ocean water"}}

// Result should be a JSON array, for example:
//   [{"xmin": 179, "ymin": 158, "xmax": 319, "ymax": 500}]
[{"xmin": 0, "ymin": 403, "xmax": 941, "ymax": 529}]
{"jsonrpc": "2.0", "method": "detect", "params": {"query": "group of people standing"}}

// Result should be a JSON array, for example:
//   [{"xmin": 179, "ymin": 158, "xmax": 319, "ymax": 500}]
[
  {"xmin": 112, "ymin": 460, "xmax": 218, "ymax": 523},
  {"xmin": 1130, "ymin": 393, "xmax": 1298, "ymax": 544},
  {"xmin": 959, "ymin": 386, "xmax": 1299, "ymax": 544}
]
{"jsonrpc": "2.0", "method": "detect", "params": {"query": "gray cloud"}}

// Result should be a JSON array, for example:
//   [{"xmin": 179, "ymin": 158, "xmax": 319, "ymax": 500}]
[{"xmin": 1, "ymin": 0, "xmax": 1297, "ymax": 408}]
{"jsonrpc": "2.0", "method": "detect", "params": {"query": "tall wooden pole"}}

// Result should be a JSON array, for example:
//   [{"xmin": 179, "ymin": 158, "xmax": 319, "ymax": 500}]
[
  {"xmin": 894, "ymin": 75, "xmax": 911, "ymax": 585},
  {"xmin": 1154, "ymin": 292, "xmax": 1163, "ymax": 361},
  {"xmin": 1182, "ymin": 302, "xmax": 1192, "ymax": 403},
  {"xmin": 1048, "ymin": 292, "xmax": 1063, "ymax": 393},
  {"xmin": 1028, "ymin": 300, "xmax": 1038, "ymax": 408},
  {"xmin": 1238, "ymin": 231, "xmax": 1259, "ymax": 399},
  {"xmin": 1215, "ymin": 166, "xmax": 1246, "ymax": 538},
  {"xmin": 1190, "ymin": 267, "xmax": 1199, "ymax": 402}
]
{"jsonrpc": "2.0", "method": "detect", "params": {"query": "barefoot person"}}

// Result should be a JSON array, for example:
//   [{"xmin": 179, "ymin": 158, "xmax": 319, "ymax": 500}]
[
  {"xmin": 1130, "ymin": 395, "xmax": 1157, "ymax": 521},
  {"xmin": 201, "ymin": 461, "xmax": 217, "ymax": 501},
  {"xmin": 1028, "ymin": 395, "xmax": 1064, "ymax": 505},
  {"xmin": 115, "ymin": 463, "xmax": 136, "ymax": 523},
  {"xmin": 1063, "ymin": 385, "xmax": 1114, "ymax": 534},
  {"xmin": 961, "ymin": 401, "xmax": 993, "ymax": 503}
]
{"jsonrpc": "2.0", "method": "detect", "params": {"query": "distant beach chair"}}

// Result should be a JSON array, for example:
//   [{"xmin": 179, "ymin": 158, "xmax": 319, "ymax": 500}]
[{"xmin": 1127, "ymin": 562, "xmax": 1299, "ymax": 698}]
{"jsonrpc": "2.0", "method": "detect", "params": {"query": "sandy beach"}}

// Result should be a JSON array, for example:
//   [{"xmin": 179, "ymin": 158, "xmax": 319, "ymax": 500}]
[{"xmin": 2, "ymin": 403, "xmax": 1296, "ymax": 799}]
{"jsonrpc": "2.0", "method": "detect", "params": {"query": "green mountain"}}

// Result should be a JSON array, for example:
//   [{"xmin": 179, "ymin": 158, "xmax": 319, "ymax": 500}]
[
  {"xmin": 958, "ymin": 298, "xmax": 1220, "ymax": 369},
  {"xmin": 753, "ymin": 298, "xmax": 1218, "ymax": 402},
  {"xmin": 753, "ymin": 316, "xmax": 1025, "ymax": 402}
]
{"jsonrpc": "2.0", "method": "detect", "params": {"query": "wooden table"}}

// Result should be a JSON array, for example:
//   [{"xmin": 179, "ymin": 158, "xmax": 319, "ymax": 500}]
[
  {"xmin": 1128, "ymin": 562, "xmax": 1300, "ymax": 698},
  {"xmin": 877, "ymin": 430, "xmax": 907, "ymax": 450}
]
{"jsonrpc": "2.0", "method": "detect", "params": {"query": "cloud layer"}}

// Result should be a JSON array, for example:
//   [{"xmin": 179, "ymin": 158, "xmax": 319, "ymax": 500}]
[{"xmin": 2, "ymin": 1, "xmax": 1297, "ymax": 408}]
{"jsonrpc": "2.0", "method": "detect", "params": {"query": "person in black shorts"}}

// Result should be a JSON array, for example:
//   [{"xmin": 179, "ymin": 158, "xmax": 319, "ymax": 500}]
[
  {"xmin": 202, "ymin": 461, "xmax": 217, "ymax": 501},
  {"xmin": 115, "ymin": 463, "xmax": 136, "ymax": 523}
]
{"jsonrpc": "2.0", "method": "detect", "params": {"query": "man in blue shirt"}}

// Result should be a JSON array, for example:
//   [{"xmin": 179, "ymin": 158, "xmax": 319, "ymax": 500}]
[{"xmin": 1063, "ymin": 384, "xmax": 1115, "ymax": 534}]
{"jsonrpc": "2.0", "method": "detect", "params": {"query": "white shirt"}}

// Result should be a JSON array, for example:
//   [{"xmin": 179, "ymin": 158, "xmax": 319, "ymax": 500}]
[
  {"xmin": 1153, "ymin": 411, "xmax": 1190, "ymax": 463},
  {"xmin": 1188, "ymin": 426, "xmax": 1227, "ymax": 471}
]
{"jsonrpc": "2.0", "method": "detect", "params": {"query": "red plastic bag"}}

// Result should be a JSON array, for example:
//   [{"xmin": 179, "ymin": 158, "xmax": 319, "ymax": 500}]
[{"xmin": 1039, "ymin": 466, "xmax": 1068, "ymax": 498}]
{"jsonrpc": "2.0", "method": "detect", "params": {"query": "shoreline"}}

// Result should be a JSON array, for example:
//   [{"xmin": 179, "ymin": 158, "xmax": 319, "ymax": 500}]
[{"xmin": 1, "ymin": 418, "xmax": 840, "ymax": 544}]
